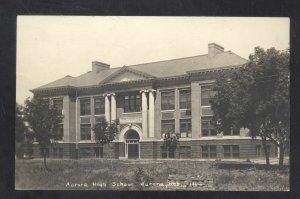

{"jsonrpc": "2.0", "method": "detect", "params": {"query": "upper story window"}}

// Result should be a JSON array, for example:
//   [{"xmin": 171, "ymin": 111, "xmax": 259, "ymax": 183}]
[
  {"xmin": 223, "ymin": 126, "xmax": 240, "ymax": 136},
  {"xmin": 180, "ymin": 119, "xmax": 192, "ymax": 138},
  {"xmin": 179, "ymin": 90, "xmax": 191, "ymax": 109},
  {"xmin": 161, "ymin": 120, "xmax": 175, "ymax": 136},
  {"xmin": 53, "ymin": 99, "xmax": 63, "ymax": 115},
  {"xmin": 201, "ymin": 117, "xmax": 217, "ymax": 136},
  {"xmin": 161, "ymin": 90, "xmax": 175, "ymax": 110},
  {"xmin": 94, "ymin": 97, "xmax": 105, "ymax": 115},
  {"xmin": 124, "ymin": 94, "xmax": 141, "ymax": 113},
  {"xmin": 80, "ymin": 98, "xmax": 91, "ymax": 116},
  {"xmin": 201, "ymin": 85, "xmax": 216, "ymax": 106}
]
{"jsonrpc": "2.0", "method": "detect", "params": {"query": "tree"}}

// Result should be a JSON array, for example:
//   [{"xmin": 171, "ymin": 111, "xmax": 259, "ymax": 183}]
[
  {"xmin": 162, "ymin": 132, "xmax": 179, "ymax": 158},
  {"xmin": 23, "ymin": 97, "xmax": 63, "ymax": 170},
  {"xmin": 15, "ymin": 103, "xmax": 27, "ymax": 158},
  {"xmin": 93, "ymin": 117, "xmax": 119, "ymax": 157},
  {"xmin": 210, "ymin": 47, "xmax": 289, "ymax": 167}
]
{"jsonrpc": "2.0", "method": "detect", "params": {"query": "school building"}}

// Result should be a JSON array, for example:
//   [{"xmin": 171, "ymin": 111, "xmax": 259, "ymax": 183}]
[{"xmin": 31, "ymin": 43, "xmax": 276, "ymax": 159}]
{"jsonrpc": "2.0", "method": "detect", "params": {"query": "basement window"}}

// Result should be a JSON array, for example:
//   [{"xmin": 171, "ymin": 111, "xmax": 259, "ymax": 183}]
[
  {"xmin": 202, "ymin": 145, "xmax": 217, "ymax": 159},
  {"xmin": 223, "ymin": 145, "xmax": 239, "ymax": 158}
]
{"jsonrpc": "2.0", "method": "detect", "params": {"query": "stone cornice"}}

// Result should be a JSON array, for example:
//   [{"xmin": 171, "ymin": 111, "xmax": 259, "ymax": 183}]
[
  {"xmin": 187, "ymin": 64, "xmax": 246, "ymax": 82},
  {"xmin": 187, "ymin": 64, "xmax": 246, "ymax": 76},
  {"xmin": 31, "ymin": 86, "xmax": 77, "ymax": 96},
  {"xmin": 155, "ymin": 75, "xmax": 190, "ymax": 87}
]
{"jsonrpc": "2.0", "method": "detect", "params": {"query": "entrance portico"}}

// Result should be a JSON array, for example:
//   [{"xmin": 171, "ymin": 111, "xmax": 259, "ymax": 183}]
[{"xmin": 119, "ymin": 124, "xmax": 142, "ymax": 159}]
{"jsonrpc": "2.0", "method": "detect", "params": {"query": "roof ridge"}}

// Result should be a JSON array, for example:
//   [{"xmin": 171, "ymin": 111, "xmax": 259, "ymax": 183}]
[
  {"xmin": 126, "ymin": 53, "xmax": 208, "ymax": 68},
  {"xmin": 75, "ymin": 66, "xmax": 122, "ymax": 78},
  {"xmin": 224, "ymin": 50, "xmax": 248, "ymax": 61}
]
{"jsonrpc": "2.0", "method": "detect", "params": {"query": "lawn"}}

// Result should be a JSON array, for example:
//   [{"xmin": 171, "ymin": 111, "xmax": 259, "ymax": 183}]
[{"xmin": 15, "ymin": 158, "xmax": 289, "ymax": 191}]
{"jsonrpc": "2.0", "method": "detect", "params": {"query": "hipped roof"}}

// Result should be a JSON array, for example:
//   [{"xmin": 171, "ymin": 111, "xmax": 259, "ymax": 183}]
[{"xmin": 32, "ymin": 51, "xmax": 248, "ymax": 91}]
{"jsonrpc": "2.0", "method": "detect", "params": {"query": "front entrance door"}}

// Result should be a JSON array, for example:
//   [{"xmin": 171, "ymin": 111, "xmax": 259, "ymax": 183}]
[
  {"xmin": 126, "ymin": 140, "xmax": 139, "ymax": 159},
  {"xmin": 124, "ymin": 129, "xmax": 140, "ymax": 159},
  {"xmin": 128, "ymin": 144, "xmax": 139, "ymax": 159}
]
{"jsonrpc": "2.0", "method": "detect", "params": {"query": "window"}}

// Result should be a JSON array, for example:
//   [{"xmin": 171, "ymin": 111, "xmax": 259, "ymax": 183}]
[
  {"xmin": 202, "ymin": 145, "xmax": 217, "ymax": 159},
  {"xmin": 266, "ymin": 145, "xmax": 271, "ymax": 154},
  {"xmin": 95, "ymin": 116, "xmax": 105, "ymax": 124},
  {"xmin": 80, "ymin": 99, "xmax": 91, "ymax": 115},
  {"xmin": 223, "ymin": 146, "xmax": 231, "ymax": 158},
  {"xmin": 161, "ymin": 146, "xmax": 175, "ymax": 159},
  {"xmin": 223, "ymin": 126, "xmax": 240, "ymax": 136},
  {"xmin": 53, "ymin": 99, "xmax": 63, "ymax": 114},
  {"xmin": 179, "ymin": 146, "xmax": 191, "ymax": 158},
  {"xmin": 223, "ymin": 145, "xmax": 239, "ymax": 158},
  {"xmin": 201, "ymin": 85, "xmax": 216, "ymax": 106},
  {"xmin": 40, "ymin": 148, "xmax": 49, "ymax": 158},
  {"xmin": 256, "ymin": 145, "xmax": 261, "ymax": 158},
  {"xmin": 161, "ymin": 120, "xmax": 175, "ymax": 135},
  {"xmin": 53, "ymin": 124, "xmax": 64, "ymax": 140},
  {"xmin": 79, "ymin": 147, "xmax": 93, "ymax": 158},
  {"xmin": 201, "ymin": 117, "xmax": 216, "ymax": 136},
  {"xmin": 94, "ymin": 147, "xmax": 103, "ymax": 158},
  {"xmin": 232, "ymin": 145, "xmax": 239, "ymax": 158},
  {"xmin": 161, "ymin": 90, "xmax": 175, "ymax": 110},
  {"xmin": 161, "ymin": 147, "xmax": 167, "ymax": 158},
  {"xmin": 180, "ymin": 119, "xmax": 192, "ymax": 138},
  {"xmin": 232, "ymin": 127, "xmax": 240, "ymax": 135},
  {"xmin": 179, "ymin": 90, "xmax": 191, "ymax": 109},
  {"xmin": 124, "ymin": 94, "xmax": 141, "ymax": 112},
  {"xmin": 52, "ymin": 148, "xmax": 63, "ymax": 158},
  {"xmin": 94, "ymin": 97, "xmax": 105, "ymax": 115},
  {"xmin": 80, "ymin": 124, "xmax": 91, "ymax": 140}
]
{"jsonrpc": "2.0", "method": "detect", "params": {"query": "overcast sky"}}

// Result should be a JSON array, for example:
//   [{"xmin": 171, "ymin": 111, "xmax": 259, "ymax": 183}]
[{"xmin": 16, "ymin": 16, "xmax": 289, "ymax": 104}]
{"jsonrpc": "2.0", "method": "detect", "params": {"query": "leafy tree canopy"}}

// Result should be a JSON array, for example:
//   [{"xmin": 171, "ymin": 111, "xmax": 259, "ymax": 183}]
[
  {"xmin": 93, "ymin": 117, "xmax": 119, "ymax": 145},
  {"xmin": 15, "ymin": 103, "xmax": 27, "ymax": 142},
  {"xmin": 210, "ymin": 47, "xmax": 289, "ymax": 166},
  {"xmin": 23, "ymin": 97, "xmax": 63, "ymax": 148}
]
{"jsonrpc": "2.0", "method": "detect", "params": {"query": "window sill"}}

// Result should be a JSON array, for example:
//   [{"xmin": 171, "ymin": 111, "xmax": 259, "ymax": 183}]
[
  {"xmin": 201, "ymin": 106, "xmax": 211, "ymax": 108},
  {"xmin": 179, "ymin": 109, "xmax": 191, "ymax": 111},
  {"xmin": 79, "ymin": 140, "xmax": 94, "ymax": 143},
  {"xmin": 80, "ymin": 115, "xmax": 91, "ymax": 117},
  {"xmin": 52, "ymin": 140, "xmax": 64, "ymax": 143},
  {"xmin": 161, "ymin": 110, "xmax": 175, "ymax": 112},
  {"xmin": 122, "ymin": 112, "xmax": 141, "ymax": 114},
  {"xmin": 201, "ymin": 136, "xmax": 218, "ymax": 138}
]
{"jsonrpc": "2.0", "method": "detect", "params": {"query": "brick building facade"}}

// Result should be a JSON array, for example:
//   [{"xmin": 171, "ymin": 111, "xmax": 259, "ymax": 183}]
[{"xmin": 31, "ymin": 43, "xmax": 276, "ymax": 159}]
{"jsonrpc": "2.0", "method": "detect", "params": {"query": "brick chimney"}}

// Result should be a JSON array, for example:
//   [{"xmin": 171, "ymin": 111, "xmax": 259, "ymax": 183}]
[
  {"xmin": 208, "ymin": 43, "xmax": 224, "ymax": 58},
  {"xmin": 92, "ymin": 61, "xmax": 110, "ymax": 73}
]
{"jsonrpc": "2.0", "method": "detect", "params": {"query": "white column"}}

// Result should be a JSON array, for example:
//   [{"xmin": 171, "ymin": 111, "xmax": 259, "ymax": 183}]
[
  {"xmin": 148, "ymin": 90, "xmax": 155, "ymax": 138},
  {"xmin": 105, "ymin": 94, "xmax": 110, "ymax": 123},
  {"xmin": 140, "ymin": 90, "xmax": 148, "ymax": 138},
  {"xmin": 111, "ymin": 93, "xmax": 116, "ymax": 123}
]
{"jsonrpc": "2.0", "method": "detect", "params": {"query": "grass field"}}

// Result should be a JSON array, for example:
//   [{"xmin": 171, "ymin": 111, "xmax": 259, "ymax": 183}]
[{"xmin": 15, "ymin": 158, "xmax": 289, "ymax": 191}]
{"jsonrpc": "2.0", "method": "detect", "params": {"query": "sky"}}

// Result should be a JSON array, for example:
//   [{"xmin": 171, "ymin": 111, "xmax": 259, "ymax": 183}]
[{"xmin": 16, "ymin": 16, "xmax": 289, "ymax": 104}]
